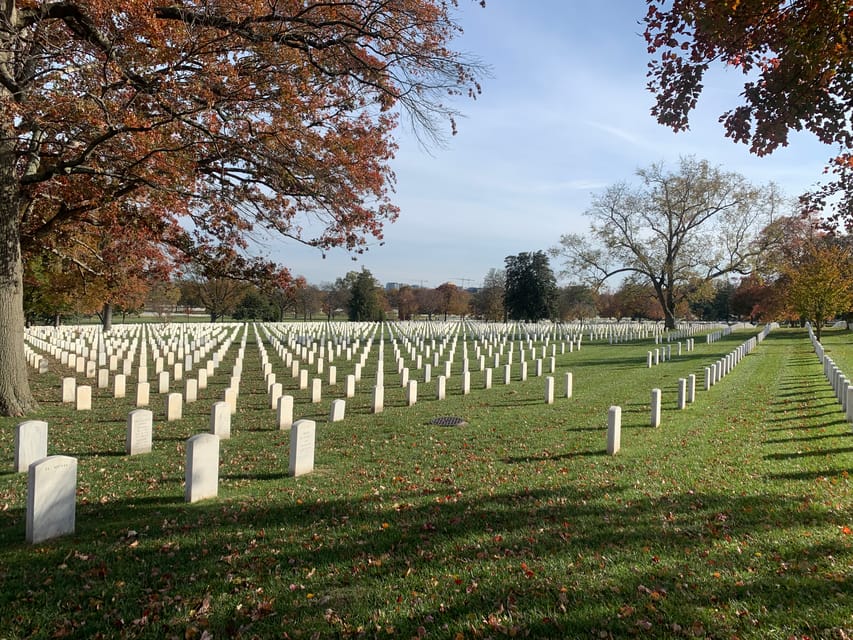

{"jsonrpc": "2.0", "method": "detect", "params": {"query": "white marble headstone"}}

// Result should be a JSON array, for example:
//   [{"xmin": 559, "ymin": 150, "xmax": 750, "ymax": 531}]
[
  {"xmin": 185, "ymin": 433, "xmax": 219, "ymax": 503},
  {"xmin": 26, "ymin": 455, "xmax": 77, "ymax": 544},
  {"xmin": 288, "ymin": 419, "xmax": 316, "ymax": 477},
  {"xmin": 14, "ymin": 420, "xmax": 48, "ymax": 473},
  {"xmin": 126, "ymin": 409, "xmax": 153, "ymax": 455}
]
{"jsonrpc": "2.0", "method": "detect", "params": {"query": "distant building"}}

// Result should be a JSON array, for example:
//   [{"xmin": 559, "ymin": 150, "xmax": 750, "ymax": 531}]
[{"xmin": 385, "ymin": 282, "xmax": 426, "ymax": 290}]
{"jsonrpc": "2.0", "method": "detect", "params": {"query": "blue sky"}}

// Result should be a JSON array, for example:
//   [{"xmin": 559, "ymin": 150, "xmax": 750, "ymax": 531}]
[{"xmin": 270, "ymin": 1, "xmax": 834, "ymax": 289}]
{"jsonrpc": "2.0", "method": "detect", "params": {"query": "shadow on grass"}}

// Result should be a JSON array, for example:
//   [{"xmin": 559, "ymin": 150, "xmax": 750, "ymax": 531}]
[
  {"xmin": 502, "ymin": 449, "xmax": 607, "ymax": 463},
  {"xmin": 71, "ymin": 450, "xmax": 127, "ymax": 458},
  {"xmin": 221, "ymin": 472, "xmax": 289, "ymax": 482},
  {"xmin": 764, "ymin": 446, "xmax": 853, "ymax": 460},
  {"xmin": 765, "ymin": 468, "xmax": 851, "ymax": 481},
  {"xmin": 765, "ymin": 432, "xmax": 850, "ymax": 445},
  {"xmin": 2, "ymin": 484, "xmax": 849, "ymax": 638},
  {"xmin": 481, "ymin": 398, "xmax": 552, "ymax": 408},
  {"xmin": 765, "ymin": 411, "xmax": 846, "ymax": 426}
]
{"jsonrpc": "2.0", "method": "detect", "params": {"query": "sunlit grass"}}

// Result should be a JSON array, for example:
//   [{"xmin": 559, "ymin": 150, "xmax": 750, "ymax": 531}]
[{"xmin": 1, "ymin": 324, "xmax": 851, "ymax": 639}]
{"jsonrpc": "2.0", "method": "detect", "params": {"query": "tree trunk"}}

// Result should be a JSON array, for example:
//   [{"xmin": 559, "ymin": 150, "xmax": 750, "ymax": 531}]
[
  {"xmin": 654, "ymin": 283, "xmax": 677, "ymax": 331},
  {"xmin": 0, "ymin": 148, "xmax": 37, "ymax": 416},
  {"xmin": 102, "ymin": 302, "xmax": 113, "ymax": 332}
]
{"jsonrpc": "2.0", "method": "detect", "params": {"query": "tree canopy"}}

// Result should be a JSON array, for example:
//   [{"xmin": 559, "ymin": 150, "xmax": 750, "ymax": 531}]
[
  {"xmin": 0, "ymin": 0, "xmax": 485, "ymax": 416},
  {"xmin": 644, "ymin": 0, "xmax": 853, "ymax": 225},
  {"xmin": 551, "ymin": 157, "xmax": 780, "ymax": 329},
  {"xmin": 472, "ymin": 268, "xmax": 506, "ymax": 322},
  {"xmin": 435, "ymin": 282, "xmax": 471, "ymax": 320},
  {"xmin": 784, "ymin": 241, "xmax": 853, "ymax": 340},
  {"xmin": 347, "ymin": 269, "xmax": 385, "ymax": 321},
  {"xmin": 504, "ymin": 251, "xmax": 558, "ymax": 322}
]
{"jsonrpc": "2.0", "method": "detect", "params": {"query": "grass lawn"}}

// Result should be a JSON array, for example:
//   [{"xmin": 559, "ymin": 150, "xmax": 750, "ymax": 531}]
[{"xmin": 1, "ymin": 324, "xmax": 852, "ymax": 639}]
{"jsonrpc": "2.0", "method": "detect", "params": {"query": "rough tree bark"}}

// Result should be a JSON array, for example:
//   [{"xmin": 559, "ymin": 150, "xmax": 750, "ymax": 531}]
[{"xmin": 0, "ymin": 133, "xmax": 37, "ymax": 416}]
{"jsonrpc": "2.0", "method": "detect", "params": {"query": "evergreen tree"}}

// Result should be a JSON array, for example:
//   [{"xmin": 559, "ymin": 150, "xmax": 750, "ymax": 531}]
[
  {"xmin": 348, "ymin": 270, "xmax": 384, "ymax": 321},
  {"xmin": 504, "ymin": 251, "xmax": 558, "ymax": 321}
]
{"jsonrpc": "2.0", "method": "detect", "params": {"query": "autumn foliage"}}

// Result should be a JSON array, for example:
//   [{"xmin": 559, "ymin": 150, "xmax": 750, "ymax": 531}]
[
  {"xmin": 783, "ymin": 242, "xmax": 853, "ymax": 340},
  {"xmin": 0, "ymin": 0, "xmax": 484, "ymax": 415},
  {"xmin": 644, "ymin": 0, "xmax": 853, "ymax": 224}
]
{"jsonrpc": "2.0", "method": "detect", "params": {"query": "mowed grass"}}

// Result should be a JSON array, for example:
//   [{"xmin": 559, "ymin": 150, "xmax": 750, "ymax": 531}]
[{"xmin": 1, "ymin": 324, "xmax": 852, "ymax": 639}]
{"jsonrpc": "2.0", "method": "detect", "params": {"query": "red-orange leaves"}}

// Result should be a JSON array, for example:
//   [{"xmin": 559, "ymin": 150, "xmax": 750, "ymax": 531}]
[
  {"xmin": 644, "ymin": 0, "xmax": 853, "ymax": 221},
  {"xmin": 7, "ymin": 0, "xmax": 486, "ymax": 286}
]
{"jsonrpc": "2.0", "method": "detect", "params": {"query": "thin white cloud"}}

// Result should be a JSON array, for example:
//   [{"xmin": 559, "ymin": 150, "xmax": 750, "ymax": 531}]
[{"xmin": 584, "ymin": 120, "xmax": 650, "ymax": 149}]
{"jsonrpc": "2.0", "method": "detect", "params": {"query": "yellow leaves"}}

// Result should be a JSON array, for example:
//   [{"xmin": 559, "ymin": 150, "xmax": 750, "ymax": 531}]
[{"xmin": 782, "ymin": 241, "xmax": 853, "ymax": 333}]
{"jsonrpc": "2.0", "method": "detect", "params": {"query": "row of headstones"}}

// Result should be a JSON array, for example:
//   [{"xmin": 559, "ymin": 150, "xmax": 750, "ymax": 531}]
[
  {"xmin": 57, "ymin": 358, "xmax": 222, "ymax": 412},
  {"xmin": 258, "ymin": 323, "xmax": 575, "ymax": 402},
  {"xmin": 29, "ymin": 319, "xmax": 673, "ymax": 396},
  {"xmin": 394, "ymin": 327, "xmax": 575, "ymax": 373},
  {"xmin": 258, "ymin": 319, "xmax": 606, "ymax": 363},
  {"xmin": 54, "ymin": 325, "xmax": 247, "ymax": 421},
  {"xmin": 705, "ymin": 326, "xmax": 734, "ymax": 343},
  {"xmin": 36, "ymin": 319, "xmax": 721, "ymax": 428},
  {"xmin": 27, "ymin": 321, "xmax": 234, "ymax": 362},
  {"xmin": 25, "ymin": 323, "xmax": 241, "ymax": 391},
  {"xmin": 23, "ymin": 346, "xmax": 51, "ymax": 374},
  {"xmin": 25, "ymin": 325, "xmax": 143, "ymax": 377},
  {"xmin": 664, "ymin": 322, "xmax": 729, "ymax": 342},
  {"xmin": 808, "ymin": 324, "xmax": 853, "ymax": 424},
  {"xmin": 25, "ymin": 326, "xmax": 250, "ymax": 436},
  {"xmin": 254, "ymin": 320, "xmax": 758, "ymax": 424},
  {"xmin": 253, "ymin": 319, "xmax": 582, "ymax": 420},
  {"xmin": 14, "ymin": 413, "xmax": 317, "ymax": 544},
  {"xmin": 606, "ymin": 323, "xmax": 776, "ymax": 453},
  {"xmin": 20, "ymin": 321, "xmax": 748, "ymax": 542},
  {"xmin": 386, "ymin": 335, "xmax": 578, "ymax": 371},
  {"xmin": 261, "ymin": 360, "xmax": 573, "ymax": 420},
  {"xmin": 696, "ymin": 324, "xmax": 772, "ymax": 400},
  {"xmin": 25, "ymin": 341, "xmax": 138, "ymax": 379},
  {"xmin": 261, "ymin": 334, "xmax": 576, "ymax": 420},
  {"xmin": 581, "ymin": 319, "xmax": 728, "ymax": 344},
  {"xmin": 600, "ymin": 325, "xmax": 661, "ymax": 343},
  {"xmin": 13, "ymin": 403, "xmax": 233, "ymax": 472},
  {"xmin": 421, "ymin": 319, "xmax": 586, "ymax": 345},
  {"xmin": 270, "ymin": 321, "xmax": 766, "ymax": 448},
  {"xmin": 646, "ymin": 339, "xmax": 695, "ymax": 367},
  {"xmin": 27, "ymin": 319, "xmax": 719, "ymax": 374},
  {"xmin": 258, "ymin": 354, "xmax": 576, "ymax": 426},
  {"xmin": 367, "ymin": 369, "xmax": 576, "ymax": 413}
]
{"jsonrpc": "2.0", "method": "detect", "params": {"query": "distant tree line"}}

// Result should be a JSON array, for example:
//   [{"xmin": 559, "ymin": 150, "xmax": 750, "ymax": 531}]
[{"xmin": 22, "ymin": 160, "xmax": 853, "ymax": 332}]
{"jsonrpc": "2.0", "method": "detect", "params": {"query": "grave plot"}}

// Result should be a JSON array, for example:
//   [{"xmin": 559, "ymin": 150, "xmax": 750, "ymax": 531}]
[
  {"xmin": 7, "ymin": 319, "xmax": 767, "ymax": 515},
  {"xmin": 2, "ymin": 324, "xmax": 850, "ymax": 638},
  {"xmin": 239, "ymin": 319, "xmax": 767, "ymax": 456}
]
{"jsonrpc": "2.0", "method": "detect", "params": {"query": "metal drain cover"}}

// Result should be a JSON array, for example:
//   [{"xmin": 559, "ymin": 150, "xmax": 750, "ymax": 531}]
[{"xmin": 429, "ymin": 416, "xmax": 468, "ymax": 427}]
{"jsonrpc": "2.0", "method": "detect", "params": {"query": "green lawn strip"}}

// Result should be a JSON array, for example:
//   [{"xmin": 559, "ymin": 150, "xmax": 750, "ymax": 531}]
[{"xmin": 0, "ymin": 326, "xmax": 851, "ymax": 638}]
